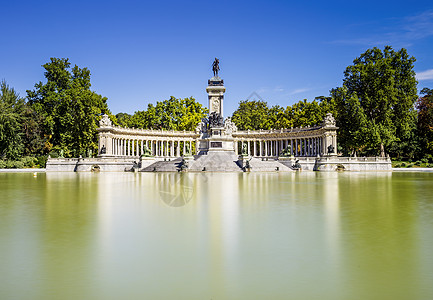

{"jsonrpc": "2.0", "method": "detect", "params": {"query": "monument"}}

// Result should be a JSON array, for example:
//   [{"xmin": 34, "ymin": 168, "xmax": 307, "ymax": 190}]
[
  {"xmin": 45, "ymin": 58, "xmax": 391, "ymax": 172},
  {"xmin": 197, "ymin": 58, "xmax": 238, "ymax": 154}
]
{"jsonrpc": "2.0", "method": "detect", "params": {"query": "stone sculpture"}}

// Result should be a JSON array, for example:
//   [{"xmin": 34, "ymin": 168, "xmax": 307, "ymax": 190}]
[
  {"xmin": 185, "ymin": 144, "xmax": 191, "ymax": 156},
  {"xmin": 224, "ymin": 117, "xmax": 237, "ymax": 135},
  {"xmin": 99, "ymin": 114, "xmax": 112, "ymax": 127},
  {"xmin": 323, "ymin": 113, "xmax": 336, "ymax": 127},
  {"xmin": 143, "ymin": 145, "xmax": 152, "ymax": 157},
  {"xmin": 292, "ymin": 159, "xmax": 301, "ymax": 170},
  {"xmin": 242, "ymin": 143, "xmax": 248, "ymax": 155},
  {"xmin": 208, "ymin": 112, "xmax": 224, "ymax": 128},
  {"xmin": 280, "ymin": 146, "xmax": 291, "ymax": 157},
  {"xmin": 212, "ymin": 58, "xmax": 220, "ymax": 77}
]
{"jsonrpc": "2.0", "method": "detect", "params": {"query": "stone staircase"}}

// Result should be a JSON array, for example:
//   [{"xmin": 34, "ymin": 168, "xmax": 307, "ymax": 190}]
[
  {"xmin": 245, "ymin": 157, "xmax": 293, "ymax": 172},
  {"xmin": 140, "ymin": 158, "xmax": 183, "ymax": 172},
  {"xmin": 140, "ymin": 153, "xmax": 294, "ymax": 172},
  {"xmin": 188, "ymin": 152, "xmax": 242, "ymax": 172}
]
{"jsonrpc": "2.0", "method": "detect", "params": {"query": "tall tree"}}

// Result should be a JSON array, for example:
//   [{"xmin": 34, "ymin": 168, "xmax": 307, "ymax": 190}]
[
  {"xmin": 0, "ymin": 80, "xmax": 25, "ymax": 159},
  {"xmin": 332, "ymin": 46, "xmax": 418, "ymax": 156},
  {"xmin": 27, "ymin": 58, "xmax": 112, "ymax": 157},
  {"xmin": 417, "ymin": 88, "xmax": 433, "ymax": 154}
]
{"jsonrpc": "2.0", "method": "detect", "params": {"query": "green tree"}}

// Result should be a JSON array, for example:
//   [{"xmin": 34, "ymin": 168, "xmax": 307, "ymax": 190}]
[
  {"xmin": 127, "ymin": 96, "xmax": 207, "ymax": 131},
  {"xmin": 27, "ymin": 58, "xmax": 112, "ymax": 157},
  {"xmin": 116, "ymin": 112, "xmax": 132, "ymax": 127},
  {"xmin": 0, "ymin": 80, "xmax": 25, "ymax": 159},
  {"xmin": 232, "ymin": 100, "xmax": 271, "ymax": 130},
  {"xmin": 417, "ymin": 88, "xmax": 433, "ymax": 154},
  {"xmin": 332, "ymin": 46, "xmax": 418, "ymax": 156},
  {"xmin": 267, "ymin": 105, "xmax": 291, "ymax": 129}
]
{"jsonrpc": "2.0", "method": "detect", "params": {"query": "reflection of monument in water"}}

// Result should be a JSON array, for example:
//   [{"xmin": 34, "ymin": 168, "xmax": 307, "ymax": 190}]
[{"xmin": 46, "ymin": 59, "xmax": 392, "ymax": 172}]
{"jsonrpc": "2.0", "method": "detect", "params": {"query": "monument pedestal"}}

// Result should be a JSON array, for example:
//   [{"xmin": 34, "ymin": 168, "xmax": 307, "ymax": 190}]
[{"xmin": 206, "ymin": 127, "xmax": 235, "ymax": 153}]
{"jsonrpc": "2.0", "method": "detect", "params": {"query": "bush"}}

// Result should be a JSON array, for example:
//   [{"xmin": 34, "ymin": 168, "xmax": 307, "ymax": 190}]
[
  {"xmin": 4, "ymin": 160, "xmax": 24, "ymax": 168},
  {"xmin": 421, "ymin": 158, "xmax": 428, "ymax": 164},
  {"xmin": 21, "ymin": 156, "xmax": 38, "ymax": 168},
  {"xmin": 0, "ymin": 156, "xmax": 44, "ymax": 169},
  {"xmin": 36, "ymin": 156, "xmax": 48, "ymax": 168},
  {"xmin": 414, "ymin": 160, "xmax": 422, "ymax": 166},
  {"xmin": 400, "ymin": 162, "xmax": 406, "ymax": 167}
]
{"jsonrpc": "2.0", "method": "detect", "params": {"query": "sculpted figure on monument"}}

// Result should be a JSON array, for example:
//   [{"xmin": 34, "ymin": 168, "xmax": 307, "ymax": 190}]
[
  {"xmin": 280, "ymin": 146, "xmax": 291, "ymax": 157},
  {"xmin": 208, "ymin": 112, "xmax": 224, "ymax": 128},
  {"xmin": 242, "ymin": 143, "xmax": 248, "ymax": 155},
  {"xmin": 327, "ymin": 144, "xmax": 335, "ymax": 154},
  {"xmin": 142, "ymin": 145, "xmax": 152, "ymax": 157},
  {"xmin": 212, "ymin": 58, "xmax": 220, "ymax": 77},
  {"xmin": 99, "ymin": 114, "xmax": 112, "ymax": 127},
  {"xmin": 323, "ymin": 113, "xmax": 336, "ymax": 127},
  {"xmin": 195, "ymin": 118, "xmax": 208, "ymax": 134},
  {"xmin": 224, "ymin": 117, "xmax": 237, "ymax": 135}
]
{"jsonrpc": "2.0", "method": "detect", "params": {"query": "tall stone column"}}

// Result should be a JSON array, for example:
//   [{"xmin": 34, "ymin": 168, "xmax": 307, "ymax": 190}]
[{"xmin": 206, "ymin": 77, "xmax": 226, "ymax": 117}]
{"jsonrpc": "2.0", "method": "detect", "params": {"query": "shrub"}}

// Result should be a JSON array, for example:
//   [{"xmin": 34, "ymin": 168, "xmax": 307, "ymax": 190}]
[
  {"xmin": 21, "ymin": 156, "xmax": 38, "ymax": 168},
  {"xmin": 5, "ymin": 160, "xmax": 24, "ymax": 168},
  {"xmin": 421, "ymin": 158, "xmax": 428, "ymax": 164},
  {"xmin": 36, "ymin": 156, "xmax": 48, "ymax": 168},
  {"xmin": 414, "ymin": 160, "xmax": 422, "ymax": 166},
  {"xmin": 0, "ymin": 160, "xmax": 6, "ymax": 168},
  {"xmin": 400, "ymin": 162, "xmax": 406, "ymax": 167}
]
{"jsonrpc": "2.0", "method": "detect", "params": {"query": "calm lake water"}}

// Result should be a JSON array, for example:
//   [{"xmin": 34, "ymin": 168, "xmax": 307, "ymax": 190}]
[{"xmin": 1, "ymin": 172, "xmax": 433, "ymax": 300}]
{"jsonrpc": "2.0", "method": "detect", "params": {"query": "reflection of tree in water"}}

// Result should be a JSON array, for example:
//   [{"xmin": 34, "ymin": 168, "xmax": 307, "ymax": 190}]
[{"xmin": 159, "ymin": 173, "xmax": 194, "ymax": 207}]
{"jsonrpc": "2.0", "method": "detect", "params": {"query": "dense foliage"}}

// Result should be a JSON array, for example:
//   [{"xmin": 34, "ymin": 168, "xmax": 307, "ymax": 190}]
[
  {"xmin": 331, "ymin": 46, "xmax": 418, "ymax": 157},
  {"xmin": 27, "ymin": 58, "xmax": 112, "ymax": 157},
  {"xmin": 417, "ymin": 88, "xmax": 433, "ymax": 154},
  {"xmin": 119, "ymin": 96, "xmax": 208, "ymax": 131},
  {"xmin": 0, "ymin": 80, "xmax": 26, "ymax": 159},
  {"xmin": 231, "ymin": 97, "xmax": 336, "ymax": 130}
]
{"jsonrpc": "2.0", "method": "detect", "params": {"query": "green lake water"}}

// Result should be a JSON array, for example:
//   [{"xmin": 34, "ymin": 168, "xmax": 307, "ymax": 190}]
[{"xmin": 1, "ymin": 172, "xmax": 432, "ymax": 299}]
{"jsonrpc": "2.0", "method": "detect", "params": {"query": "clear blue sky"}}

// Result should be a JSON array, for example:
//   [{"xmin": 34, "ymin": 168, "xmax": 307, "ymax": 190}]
[{"xmin": 2, "ymin": 0, "xmax": 433, "ymax": 115}]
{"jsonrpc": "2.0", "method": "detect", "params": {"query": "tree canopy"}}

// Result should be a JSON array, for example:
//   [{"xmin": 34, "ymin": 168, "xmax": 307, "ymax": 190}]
[
  {"xmin": 231, "ymin": 98, "xmax": 336, "ymax": 130},
  {"xmin": 417, "ymin": 88, "xmax": 433, "ymax": 154},
  {"xmin": 0, "ymin": 80, "xmax": 26, "ymax": 159},
  {"xmin": 331, "ymin": 46, "xmax": 418, "ymax": 156},
  {"xmin": 27, "ymin": 58, "xmax": 112, "ymax": 157},
  {"xmin": 126, "ymin": 96, "xmax": 208, "ymax": 131}
]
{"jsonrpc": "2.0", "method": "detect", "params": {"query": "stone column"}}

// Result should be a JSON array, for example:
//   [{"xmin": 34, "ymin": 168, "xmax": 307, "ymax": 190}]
[{"xmin": 290, "ymin": 139, "xmax": 293, "ymax": 156}]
